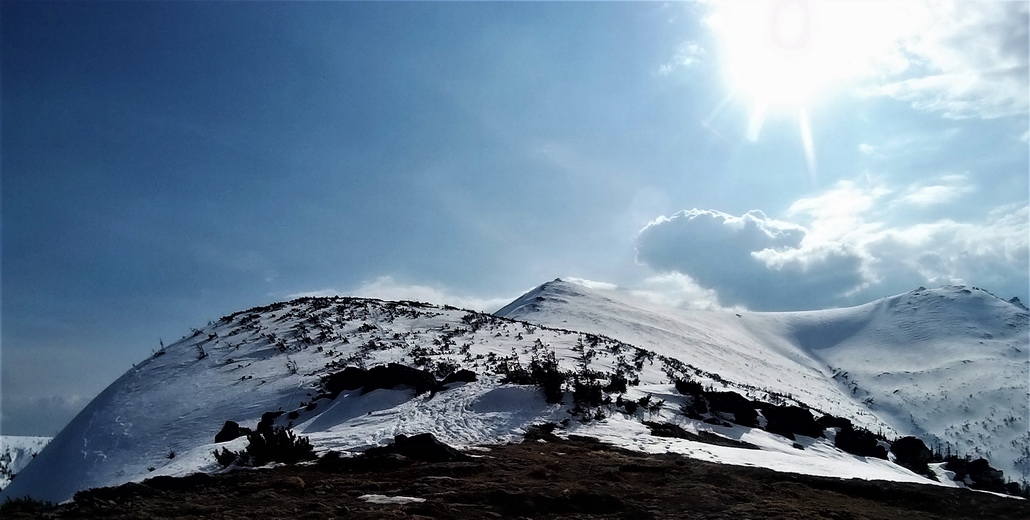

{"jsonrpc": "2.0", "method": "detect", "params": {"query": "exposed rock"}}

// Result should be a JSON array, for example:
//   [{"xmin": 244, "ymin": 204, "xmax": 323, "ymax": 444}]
[
  {"xmin": 214, "ymin": 421, "xmax": 251, "ymax": 443},
  {"xmin": 440, "ymin": 369, "xmax": 477, "ymax": 386},
  {"xmin": 322, "ymin": 363, "xmax": 440, "ymax": 398},
  {"xmin": 362, "ymin": 433, "xmax": 470, "ymax": 463},
  {"xmin": 891, "ymin": 437, "xmax": 932, "ymax": 476},
  {"xmin": 758, "ymin": 404, "xmax": 824, "ymax": 440},
  {"xmin": 834, "ymin": 427, "xmax": 888, "ymax": 460}
]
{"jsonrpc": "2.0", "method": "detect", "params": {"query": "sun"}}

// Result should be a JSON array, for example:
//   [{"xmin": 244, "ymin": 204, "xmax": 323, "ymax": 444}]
[{"xmin": 705, "ymin": 0, "xmax": 905, "ymax": 171}]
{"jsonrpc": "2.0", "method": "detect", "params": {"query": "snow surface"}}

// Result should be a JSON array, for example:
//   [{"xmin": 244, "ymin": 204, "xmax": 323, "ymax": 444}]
[
  {"xmin": 497, "ymin": 280, "xmax": 1030, "ymax": 484},
  {"xmin": 0, "ymin": 436, "xmax": 51, "ymax": 490},
  {"xmin": 2, "ymin": 281, "xmax": 1026, "ymax": 503}
]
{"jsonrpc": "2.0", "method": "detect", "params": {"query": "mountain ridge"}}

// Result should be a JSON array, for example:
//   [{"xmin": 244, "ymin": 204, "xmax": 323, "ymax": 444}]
[{"xmin": 2, "ymin": 280, "xmax": 1026, "ymax": 503}]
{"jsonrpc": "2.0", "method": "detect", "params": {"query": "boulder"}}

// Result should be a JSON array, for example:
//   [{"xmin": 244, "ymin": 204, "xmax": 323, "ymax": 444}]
[
  {"xmin": 214, "ymin": 420, "xmax": 251, "ymax": 443},
  {"xmin": 759, "ymin": 404, "xmax": 824, "ymax": 440},
  {"xmin": 890, "ymin": 436, "xmax": 932, "ymax": 475},
  {"xmin": 363, "ymin": 433, "xmax": 470, "ymax": 462},
  {"xmin": 441, "ymin": 369, "xmax": 477, "ymax": 386}
]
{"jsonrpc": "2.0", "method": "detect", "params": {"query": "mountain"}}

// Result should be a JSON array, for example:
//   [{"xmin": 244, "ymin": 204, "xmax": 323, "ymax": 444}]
[
  {"xmin": 0, "ymin": 436, "xmax": 51, "ymax": 490},
  {"xmin": 2, "ymin": 281, "xmax": 1027, "ymax": 504},
  {"xmin": 498, "ymin": 280, "xmax": 1030, "ymax": 482}
]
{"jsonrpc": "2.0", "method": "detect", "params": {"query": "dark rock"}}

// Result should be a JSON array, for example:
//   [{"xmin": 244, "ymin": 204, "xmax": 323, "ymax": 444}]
[
  {"xmin": 967, "ymin": 458, "xmax": 1007, "ymax": 493},
  {"xmin": 705, "ymin": 391, "xmax": 759, "ymax": 427},
  {"xmin": 441, "ymin": 369, "xmax": 477, "ymax": 386},
  {"xmin": 890, "ymin": 436, "xmax": 932, "ymax": 475},
  {"xmin": 322, "ymin": 366, "xmax": 369, "ymax": 397},
  {"xmin": 363, "ymin": 433, "xmax": 470, "ymax": 462},
  {"xmin": 257, "ymin": 411, "xmax": 285, "ymax": 433},
  {"xmin": 364, "ymin": 363, "xmax": 438, "ymax": 395},
  {"xmin": 323, "ymin": 363, "xmax": 440, "ymax": 398},
  {"xmin": 214, "ymin": 420, "xmax": 251, "ymax": 443},
  {"xmin": 524, "ymin": 422, "xmax": 562, "ymax": 442},
  {"xmin": 835, "ymin": 427, "xmax": 888, "ymax": 459},
  {"xmin": 817, "ymin": 415, "xmax": 853, "ymax": 430},
  {"xmin": 759, "ymin": 404, "xmax": 824, "ymax": 440}
]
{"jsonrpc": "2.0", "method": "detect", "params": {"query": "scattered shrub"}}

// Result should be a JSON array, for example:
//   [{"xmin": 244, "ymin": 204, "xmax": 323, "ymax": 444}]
[
  {"xmin": 891, "ymin": 436, "xmax": 933, "ymax": 476},
  {"xmin": 213, "ymin": 427, "xmax": 316, "ymax": 467},
  {"xmin": 0, "ymin": 496, "xmax": 54, "ymax": 515}
]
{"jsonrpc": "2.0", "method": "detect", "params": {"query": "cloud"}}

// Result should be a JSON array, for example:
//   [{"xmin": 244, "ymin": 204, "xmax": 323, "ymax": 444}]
[
  {"xmin": 867, "ymin": 1, "xmax": 1029, "ymax": 119},
  {"xmin": 899, "ymin": 174, "xmax": 975, "ymax": 207},
  {"xmin": 660, "ymin": 42, "xmax": 705, "ymax": 75},
  {"xmin": 628, "ymin": 273, "xmax": 727, "ymax": 311},
  {"xmin": 862, "ymin": 204, "xmax": 1030, "ymax": 294},
  {"xmin": 636, "ymin": 183, "xmax": 1029, "ymax": 311},
  {"xmin": 566, "ymin": 274, "xmax": 727, "ymax": 311},
  {"xmin": 287, "ymin": 276, "xmax": 514, "ymax": 313},
  {"xmin": 564, "ymin": 277, "xmax": 619, "ymax": 292},
  {"xmin": 635, "ymin": 209, "xmax": 866, "ymax": 310},
  {"xmin": 696, "ymin": 0, "xmax": 1028, "ymax": 120}
]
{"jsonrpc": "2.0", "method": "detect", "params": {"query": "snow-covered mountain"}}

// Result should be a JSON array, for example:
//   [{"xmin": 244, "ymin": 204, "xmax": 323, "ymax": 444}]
[
  {"xmin": 497, "ymin": 280, "xmax": 1030, "ymax": 482},
  {"xmin": 2, "ymin": 280, "xmax": 1026, "ymax": 503},
  {"xmin": 0, "ymin": 436, "xmax": 51, "ymax": 490}
]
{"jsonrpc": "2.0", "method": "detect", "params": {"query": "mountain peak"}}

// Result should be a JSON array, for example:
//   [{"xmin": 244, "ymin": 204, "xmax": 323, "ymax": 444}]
[{"xmin": 494, "ymin": 278, "xmax": 596, "ymax": 317}]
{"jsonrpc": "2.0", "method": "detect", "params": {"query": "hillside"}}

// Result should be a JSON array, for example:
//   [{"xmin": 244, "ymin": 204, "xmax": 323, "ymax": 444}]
[
  {"xmin": 0, "ymin": 436, "xmax": 51, "ymax": 490},
  {"xmin": 497, "ymin": 280, "xmax": 1030, "ymax": 483},
  {"xmin": 5, "ymin": 436, "xmax": 1029, "ymax": 520},
  {"xmin": 2, "ymin": 281, "xmax": 1026, "ymax": 504}
]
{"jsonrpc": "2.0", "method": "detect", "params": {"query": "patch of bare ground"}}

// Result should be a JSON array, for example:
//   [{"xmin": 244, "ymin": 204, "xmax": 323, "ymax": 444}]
[{"xmin": 7, "ymin": 436, "xmax": 1028, "ymax": 519}]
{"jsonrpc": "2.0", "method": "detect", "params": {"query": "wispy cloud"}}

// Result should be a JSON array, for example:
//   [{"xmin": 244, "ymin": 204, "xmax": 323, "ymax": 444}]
[
  {"xmin": 565, "ymin": 275, "xmax": 728, "ymax": 311},
  {"xmin": 865, "ymin": 1, "xmax": 1028, "ymax": 119},
  {"xmin": 899, "ymin": 174, "xmax": 975, "ymax": 207},
  {"xmin": 659, "ymin": 41, "xmax": 705, "ymax": 75},
  {"xmin": 695, "ymin": 0, "xmax": 1028, "ymax": 120}
]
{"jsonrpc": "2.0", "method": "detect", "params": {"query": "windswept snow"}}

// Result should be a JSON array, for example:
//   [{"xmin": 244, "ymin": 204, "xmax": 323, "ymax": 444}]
[
  {"xmin": 2, "ymin": 280, "xmax": 1026, "ymax": 503},
  {"xmin": 497, "ymin": 280, "xmax": 1030, "ymax": 486},
  {"xmin": 0, "ymin": 436, "xmax": 51, "ymax": 490}
]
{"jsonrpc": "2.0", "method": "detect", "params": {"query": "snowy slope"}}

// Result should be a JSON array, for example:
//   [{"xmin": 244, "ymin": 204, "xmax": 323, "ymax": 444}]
[
  {"xmin": 0, "ymin": 436, "xmax": 51, "ymax": 490},
  {"xmin": 3, "ymin": 283, "xmax": 1026, "ymax": 503},
  {"xmin": 497, "ymin": 280, "xmax": 1030, "ymax": 485}
]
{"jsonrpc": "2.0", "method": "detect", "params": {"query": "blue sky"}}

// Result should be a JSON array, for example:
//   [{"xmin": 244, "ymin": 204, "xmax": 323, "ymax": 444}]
[{"xmin": 2, "ymin": 1, "xmax": 1027, "ymax": 435}]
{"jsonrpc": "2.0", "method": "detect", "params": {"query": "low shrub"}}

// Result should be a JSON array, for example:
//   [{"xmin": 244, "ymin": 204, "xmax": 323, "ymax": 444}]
[{"xmin": 213, "ymin": 427, "xmax": 316, "ymax": 467}]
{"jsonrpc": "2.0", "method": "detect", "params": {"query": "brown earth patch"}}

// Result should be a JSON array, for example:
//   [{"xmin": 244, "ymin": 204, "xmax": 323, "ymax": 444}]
[{"xmin": 5, "ymin": 436, "xmax": 1028, "ymax": 519}]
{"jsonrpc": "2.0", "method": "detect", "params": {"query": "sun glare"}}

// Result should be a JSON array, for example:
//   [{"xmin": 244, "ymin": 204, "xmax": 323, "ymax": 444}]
[{"xmin": 706, "ymin": 0, "xmax": 913, "ymax": 169}]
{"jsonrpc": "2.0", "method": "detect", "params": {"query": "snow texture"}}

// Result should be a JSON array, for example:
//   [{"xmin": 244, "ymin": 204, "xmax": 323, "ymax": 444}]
[
  {"xmin": 1, "ymin": 280, "xmax": 1026, "ymax": 503},
  {"xmin": 0, "ymin": 436, "xmax": 51, "ymax": 490}
]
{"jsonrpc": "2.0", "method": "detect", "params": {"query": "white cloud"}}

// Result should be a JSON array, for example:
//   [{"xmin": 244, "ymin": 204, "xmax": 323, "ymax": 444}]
[
  {"xmin": 635, "ymin": 208, "xmax": 866, "ymax": 310},
  {"xmin": 564, "ymin": 277, "xmax": 619, "ymax": 291},
  {"xmin": 660, "ymin": 41, "xmax": 705, "ymax": 75},
  {"xmin": 698, "ymin": 0, "xmax": 1029, "ymax": 119},
  {"xmin": 899, "ymin": 174, "xmax": 975, "ymax": 207},
  {"xmin": 287, "ymin": 276, "xmax": 514, "ymax": 313},
  {"xmin": 868, "ymin": 1, "xmax": 1029, "ymax": 119},
  {"xmin": 567, "ymin": 274, "xmax": 728, "ymax": 311},
  {"xmin": 636, "ymin": 181, "xmax": 1028, "ymax": 310},
  {"xmin": 629, "ymin": 272, "xmax": 728, "ymax": 311}
]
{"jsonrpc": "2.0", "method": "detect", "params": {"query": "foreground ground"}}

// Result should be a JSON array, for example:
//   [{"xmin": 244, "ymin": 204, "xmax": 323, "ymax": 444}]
[{"xmin": 5, "ymin": 436, "xmax": 1028, "ymax": 519}]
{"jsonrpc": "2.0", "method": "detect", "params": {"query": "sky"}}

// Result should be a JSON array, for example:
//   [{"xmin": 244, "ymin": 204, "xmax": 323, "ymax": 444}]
[{"xmin": 2, "ymin": 0, "xmax": 1027, "ymax": 436}]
